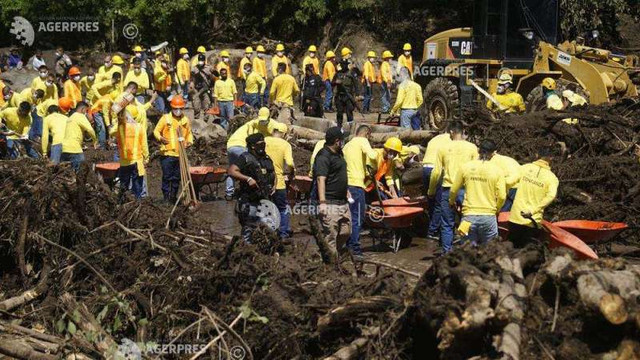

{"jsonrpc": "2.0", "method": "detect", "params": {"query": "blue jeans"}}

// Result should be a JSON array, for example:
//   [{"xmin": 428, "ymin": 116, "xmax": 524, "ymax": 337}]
[
  {"xmin": 160, "ymin": 156, "xmax": 180, "ymax": 201},
  {"xmin": 119, "ymin": 164, "xmax": 144, "ymax": 199},
  {"xmin": 263, "ymin": 82, "xmax": 270, "ymax": 105},
  {"xmin": 93, "ymin": 112, "xmax": 107, "ymax": 148},
  {"xmin": 225, "ymin": 146, "xmax": 246, "ymax": 197},
  {"xmin": 461, "ymin": 215, "xmax": 498, "ymax": 246},
  {"xmin": 61, "ymin": 152, "xmax": 85, "ymax": 172},
  {"xmin": 381, "ymin": 82, "xmax": 391, "ymax": 113},
  {"xmin": 5, "ymin": 138, "xmax": 40, "ymax": 159},
  {"xmin": 29, "ymin": 110, "xmax": 43, "ymax": 140},
  {"xmin": 347, "ymin": 186, "xmax": 365, "ymax": 257},
  {"xmin": 411, "ymin": 112, "xmax": 422, "ymax": 130},
  {"xmin": 244, "ymin": 93, "xmax": 261, "ymax": 109},
  {"xmin": 501, "ymin": 188, "xmax": 517, "ymax": 212},
  {"xmin": 155, "ymin": 92, "xmax": 168, "ymax": 114},
  {"xmin": 218, "ymin": 101, "xmax": 233, "ymax": 130},
  {"xmin": 50, "ymin": 144, "xmax": 62, "ymax": 164},
  {"xmin": 181, "ymin": 83, "xmax": 189, "ymax": 100},
  {"xmin": 422, "ymin": 166, "xmax": 443, "ymax": 237},
  {"xmin": 400, "ymin": 109, "xmax": 417, "ymax": 128},
  {"xmin": 324, "ymin": 80, "xmax": 333, "ymax": 110},
  {"xmin": 440, "ymin": 187, "xmax": 465, "ymax": 253},
  {"xmin": 362, "ymin": 85, "xmax": 372, "ymax": 112},
  {"xmin": 272, "ymin": 189, "xmax": 291, "ymax": 238}
]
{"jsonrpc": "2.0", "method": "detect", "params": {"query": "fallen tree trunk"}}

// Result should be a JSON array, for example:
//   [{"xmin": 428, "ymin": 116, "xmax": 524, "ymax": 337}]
[
  {"xmin": 0, "ymin": 336, "xmax": 57, "ymax": 360},
  {"xmin": 317, "ymin": 296, "xmax": 402, "ymax": 333},
  {"xmin": 369, "ymin": 130, "xmax": 437, "ymax": 144},
  {"xmin": 296, "ymin": 116, "xmax": 336, "ymax": 133},
  {"xmin": 290, "ymin": 125, "xmax": 325, "ymax": 140},
  {"xmin": 60, "ymin": 292, "xmax": 117, "ymax": 354},
  {"xmin": 576, "ymin": 267, "xmax": 640, "ymax": 325},
  {"xmin": 0, "ymin": 261, "xmax": 51, "ymax": 312},
  {"xmin": 323, "ymin": 327, "xmax": 380, "ymax": 360}
]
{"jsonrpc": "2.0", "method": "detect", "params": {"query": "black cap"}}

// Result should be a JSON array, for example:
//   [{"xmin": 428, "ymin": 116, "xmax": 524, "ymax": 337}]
[
  {"xmin": 325, "ymin": 126, "xmax": 344, "ymax": 144},
  {"xmin": 198, "ymin": 54, "xmax": 205, "ymax": 61},
  {"xmin": 132, "ymin": 57, "xmax": 142, "ymax": 65},
  {"xmin": 246, "ymin": 133, "xmax": 265, "ymax": 147}
]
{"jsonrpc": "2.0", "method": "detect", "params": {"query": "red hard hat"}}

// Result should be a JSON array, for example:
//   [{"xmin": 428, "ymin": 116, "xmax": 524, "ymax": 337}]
[
  {"xmin": 170, "ymin": 96, "xmax": 186, "ymax": 109},
  {"xmin": 58, "ymin": 97, "xmax": 73, "ymax": 112},
  {"xmin": 68, "ymin": 66, "xmax": 81, "ymax": 76}
]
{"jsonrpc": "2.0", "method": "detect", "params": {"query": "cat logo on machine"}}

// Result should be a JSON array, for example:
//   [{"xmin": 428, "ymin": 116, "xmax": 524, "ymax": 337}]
[
  {"xmin": 460, "ymin": 41, "xmax": 473, "ymax": 56},
  {"xmin": 557, "ymin": 51, "xmax": 572, "ymax": 66}
]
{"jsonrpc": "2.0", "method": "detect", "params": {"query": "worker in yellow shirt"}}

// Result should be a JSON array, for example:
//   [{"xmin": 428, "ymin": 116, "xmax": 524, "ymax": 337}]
[
  {"xmin": 302, "ymin": 45, "xmax": 320, "ymax": 75},
  {"xmin": 271, "ymin": 44, "xmax": 291, "ymax": 77},
  {"xmin": 362, "ymin": 51, "xmax": 378, "ymax": 113},
  {"xmin": 508, "ymin": 145, "xmax": 559, "ymax": 248},
  {"xmin": 270, "ymin": 63, "xmax": 299, "ymax": 107},
  {"xmin": 97, "ymin": 55, "xmax": 124, "ymax": 84},
  {"xmin": 490, "ymin": 149, "xmax": 521, "ymax": 212},
  {"xmin": 365, "ymin": 137, "xmax": 402, "ymax": 199},
  {"xmin": 429, "ymin": 121, "xmax": 478, "ymax": 254},
  {"xmin": 90, "ymin": 72, "xmax": 122, "ymax": 106},
  {"xmin": 322, "ymin": 51, "xmax": 337, "ymax": 112},
  {"xmin": 1, "ymin": 86, "xmax": 23, "ymax": 110},
  {"xmin": 0, "ymin": 102, "xmax": 38, "ymax": 158},
  {"xmin": 225, "ymin": 107, "xmax": 278, "ymax": 199},
  {"xmin": 390, "ymin": 144, "xmax": 420, "ymax": 196},
  {"xmin": 42, "ymin": 98, "xmax": 71, "ymax": 164},
  {"xmin": 79, "ymin": 69, "xmax": 96, "ymax": 102},
  {"xmin": 191, "ymin": 46, "xmax": 207, "ymax": 69},
  {"xmin": 19, "ymin": 87, "xmax": 44, "ymax": 107},
  {"xmin": 176, "ymin": 48, "xmax": 191, "ymax": 100},
  {"xmin": 124, "ymin": 58, "xmax": 150, "ymax": 103},
  {"xmin": 61, "ymin": 102, "xmax": 97, "ymax": 171},
  {"xmin": 391, "ymin": 67, "xmax": 423, "ymax": 128},
  {"xmin": 380, "ymin": 51, "xmax": 394, "ymax": 113},
  {"xmin": 213, "ymin": 68, "xmax": 237, "ymax": 130},
  {"xmin": 153, "ymin": 54, "xmax": 172, "ymax": 113},
  {"xmin": 90, "ymin": 90, "xmax": 119, "ymax": 149},
  {"xmin": 559, "ymin": 89, "xmax": 588, "ymax": 124},
  {"xmin": 542, "ymin": 77, "xmax": 563, "ymax": 111},
  {"xmin": 265, "ymin": 122, "xmax": 294, "ymax": 238},
  {"xmin": 421, "ymin": 130, "xmax": 452, "ymax": 240},
  {"xmin": 216, "ymin": 50, "xmax": 232, "ymax": 80},
  {"xmin": 242, "ymin": 62, "xmax": 266, "ymax": 109},
  {"xmin": 238, "ymin": 47, "xmax": 253, "ymax": 80},
  {"xmin": 397, "ymin": 43, "xmax": 413, "ymax": 79},
  {"xmin": 31, "ymin": 65, "xmax": 58, "ymax": 102},
  {"xmin": 19, "ymin": 87, "xmax": 45, "ymax": 141},
  {"xmin": 253, "ymin": 45, "xmax": 268, "ymax": 105},
  {"xmin": 63, "ymin": 66, "xmax": 83, "ymax": 107},
  {"xmin": 111, "ymin": 105, "xmax": 149, "ymax": 199},
  {"xmin": 449, "ymin": 139, "xmax": 506, "ymax": 247},
  {"xmin": 153, "ymin": 96, "xmax": 193, "ymax": 202},
  {"xmin": 342, "ymin": 124, "xmax": 378, "ymax": 264},
  {"xmin": 486, "ymin": 73, "xmax": 525, "ymax": 114}
]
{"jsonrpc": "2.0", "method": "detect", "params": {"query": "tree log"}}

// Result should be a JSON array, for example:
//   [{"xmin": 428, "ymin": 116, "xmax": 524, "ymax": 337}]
[
  {"xmin": 317, "ymin": 296, "xmax": 401, "ymax": 333},
  {"xmin": 369, "ymin": 130, "xmax": 437, "ymax": 144},
  {"xmin": 0, "ymin": 336, "xmax": 56, "ymax": 360},
  {"xmin": 576, "ymin": 268, "xmax": 640, "ymax": 325},
  {"xmin": 60, "ymin": 292, "xmax": 117, "ymax": 354},
  {"xmin": 296, "ymin": 116, "xmax": 336, "ymax": 133},
  {"xmin": 323, "ymin": 327, "xmax": 380, "ymax": 360},
  {"xmin": 290, "ymin": 125, "xmax": 325, "ymax": 140},
  {"xmin": 0, "ymin": 261, "xmax": 51, "ymax": 312}
]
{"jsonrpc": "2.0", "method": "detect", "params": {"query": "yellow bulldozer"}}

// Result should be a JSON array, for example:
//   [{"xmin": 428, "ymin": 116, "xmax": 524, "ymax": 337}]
[{"xmin": 417, "ymin": 0, "xmax": 639, "ymax": 129}]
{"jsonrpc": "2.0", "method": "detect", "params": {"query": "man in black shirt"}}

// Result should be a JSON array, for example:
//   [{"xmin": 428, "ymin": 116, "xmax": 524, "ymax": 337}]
[
  {"xmin": 228, "ymin": 133, "xmax": 277, "ymax": 242},
  {"xmin": 333, "ymin": 59, "xmax": 360, "ymax": 128},
  {"xmin": 302, "ymin": 64, "xmax": 324, "ymax": 117},
  {"xmin": 313, "ymin": 126, "xmax": 351, "ymax": 266}
]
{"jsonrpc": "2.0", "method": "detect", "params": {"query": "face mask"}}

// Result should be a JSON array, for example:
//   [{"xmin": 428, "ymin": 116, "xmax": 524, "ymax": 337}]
[
  {"xmin": 254, "ymin": 142, "xmax": 266, "ymax": 156},
  {"xmin": 134, "ymin": 68, "xmax": 141, "ymax": 74},
  {"xmin": 55, "ymin": 52, "xmax": 61, "ymax": 57},
  {"xmin": 258, "ymin": 53, "xmax": 264, "ymax": 59},
  {"xmin": 88, "ymin": 75, "xmax": 95, "ymax": 81},
  {"xmin": 386, "ymin": 153, "xmax": 395, "ymax": 160},
  {"xmin": 404, "ymin": 51, "xmax": 411, "ymax": 56},
  {"xmin": 369, "ymin": 58, "xmax": 375, "ymax": 62},
  {"xmin": 73, "ymin": 75, "xmax": 81, "ymax": 82},
  {"xmin": 243, "ymin": 68, "xmax": 250, "ymax": 74},
  {"xmin": 277, "ymin": 51, "xmax": 283, "ymax": 57},
  {"xmin": 183, "ymin": 54, "xmax": 189, "ymax": 60},
  {"xmin": 39, "ymin": 71, "xmax": 47, "ymax": 78},
  {"xmin": 46, "ymin": 81, "xmax": 53, "ymax": 87},
  {"xmin": 4, "ymin": 94, "xmax": 11, "ymax": 100},
  {"xmin": 105, "ymin": 62, "xmax": 112, "ymax": 67},
  {"xmin": 309, "ymin": 53, "xmax": 315, "ymax": 58},
  {"xmin": 198, "ymin": 61, "xmax": 205, "ymax": 66},
  {"xmin": 172, "ymin": 109, "xmax": 183, "ymax": 117},
  {"xmin": 497, "ymin": 85, "xmax": 506, "ymax": 94},
  {"xmin": 135, "ymin": 53, "xmax": 142, "ymax": 58},
  {"xmin": 223, "ymin": 57, "xmax": 229, "ymax": 63}
]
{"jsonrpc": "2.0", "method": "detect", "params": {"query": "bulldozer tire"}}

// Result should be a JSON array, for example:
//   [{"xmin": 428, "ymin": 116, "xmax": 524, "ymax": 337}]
[
  {"xmin": 526, "ymin": 79, "xmax": 589, "ymax": 112},
  {"xmin": 421, "ymin": 77, "xmax": 459, "ymax": 130}
]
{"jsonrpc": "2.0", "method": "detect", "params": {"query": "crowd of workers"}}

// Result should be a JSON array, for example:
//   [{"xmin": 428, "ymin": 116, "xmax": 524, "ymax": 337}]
[{"xmin": 0, "ymin": 43, "xmax": 565, "ymax": 270}]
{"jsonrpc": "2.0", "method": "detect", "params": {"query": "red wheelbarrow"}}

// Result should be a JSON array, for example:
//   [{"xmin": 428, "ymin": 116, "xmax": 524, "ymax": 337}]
[
  {"xmin": 94, "ymin": 162, "xmax": 120, "ymax": 187},
  {"xmin": 371, "ymin": 197, "xmax": 428, "ymax": 209},
  {"xmin": 542, "ymin": 220, "xmax": 599, "ymax": 260},
  {"xmin": 552, "ymin": 220, "xmax": 628, "ymax": 245},
  {"xmin": 366, "ymin": 204, "xmax": 425, "ymax": 253},
  {"xmin": 286, "ymin": 175, "xmax": 314, "ymax": 203},
  {"xmin": 189, "ymin": 166, "xmax": 227, "ymax": 200}
]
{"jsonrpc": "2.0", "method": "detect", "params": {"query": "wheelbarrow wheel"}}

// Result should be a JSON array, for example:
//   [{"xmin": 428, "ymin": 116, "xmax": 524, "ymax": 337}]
[{"xmin": 397, "ymin": 231, "xmax": 413, "ymax": 250}]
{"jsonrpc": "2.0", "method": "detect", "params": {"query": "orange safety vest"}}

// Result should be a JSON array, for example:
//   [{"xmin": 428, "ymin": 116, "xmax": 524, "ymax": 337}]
[
  {"xmin": 365, "ymin": 159, "xmax": 391, "ymax": 192},
  {"xmin": 117, "ymin": 121, "xmax": 145, "ymax": 174}
]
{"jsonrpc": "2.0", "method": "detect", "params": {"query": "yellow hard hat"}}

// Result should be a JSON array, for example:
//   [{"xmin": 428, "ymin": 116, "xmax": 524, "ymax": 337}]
[
  {"xmin": 220, "ymin": 50, "xmax": 230, "ymax": 57},
  {"xmin": 133, "ymin": 45, "xmax": 143, "ymax": 52},
  {"xmin": 325, "ymin": 50, "xmax": 336, "ymax": 58},
  {"xmin": 111, "ymin": 55, "xmax": 124, "ymax": 65},
  {"xmin": 542, "ymin": 77, "xmax": 557, "ymax": 90},
  {"xmin": 256, "ymin": 45, "xmax": 266, "ymax": 53},
  {"xmin": 245, "ymin": 46, "xmax": 253, "ymax": 53},
  {"xmin": 384, "ymin": 137, "xmax": 403, "ymax": 153},
  {"xmin": 403, "ymin": 43, "xmax": 412, "ymax": 51},
  {"xmin": 382, "ymin": 50, "xmax": 393, "ymax": 59},
  {"xmin": 257, "ymin": 107, "xmax": 270, "ymax": 121},
  {"xmin": 498, "ymin": 73, "xmax": 513, "ymax": 84},
  {"xmin": 179, "ymin": 47, "xmax": 188, "ymax": 55},
  {"xmin": 126, "ymin": 104, "xmax": 139, "ymax": 118},
  {"xmin": 341, "ymin": 47, "xmax": 352, "ymax": 57},
  {"xmin": 308, "ymin": 45, "xmax": 317, "ymax": 52},
  {"xmin": 276, "ymin": 44, "xmax": 285, "ymax": 51},
  {"xmin": 197, "ymin": 46, "xmax": 206, "ymax": 54},
  {"xmin": 367, "ymin": 51, "xmax": 376, "ymax": 58}
]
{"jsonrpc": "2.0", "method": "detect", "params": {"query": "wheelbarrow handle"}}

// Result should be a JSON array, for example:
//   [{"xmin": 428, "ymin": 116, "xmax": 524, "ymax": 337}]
[{"xmin": 523, "ymin": 213, "xmax": 540, "ymax": 230}]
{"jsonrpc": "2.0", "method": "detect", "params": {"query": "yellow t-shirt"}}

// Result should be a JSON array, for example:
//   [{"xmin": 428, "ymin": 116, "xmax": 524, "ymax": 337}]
[
  {"xmin": 271, "ymin": 55, "xmax": 291, "ymax": 77},
  {"xmin": 123, "ymin": 69, "xmax": 150, "ymax": 93},
  {"xmin": 343, "ymin": 136, "xmax": 379, "ymax": 188},
  {"xmin": 62, "ymin": 112, "xmax": 97, "ymax": 154},
  {"xmin": 42, "ymin": 112, "xmax": 68, "ymax": 151},
  {"xmin": 302, "ymin": 56, "xmax": 320, "ymax": 75},
  {"xmin": 380, "ymin": 61, "xmax": 393, "ymax": 84},
  {"xmin": 450, "ymin": 159, "xmax": 506, "ymax": 215},
  {"xmin": 244, "ymin": 71, "xmax": 267, "ymax": 95},
  {"xmin": 490, "ymin": 153, "xmax": 521, "ymax": 190},
  {"xmin": 31, "ymin": 77, "xmax": 58, "ymax": 101},
  {"xmin": 487, "ymin": 92, "xmax": 526, "ymax": 113},
  {"xmin": 213, "ymin": 78, "xmax": 237, "ymax": 102},
  {"xmin": 422, "ymin": 133, "xmax": 451, "ymax": 165},
  {"xmin": 227, "ymin": 119, "xmax": 278, "ymax": 149},
  {"xmin": 265, "ymin": 136, "xmax": 295, "ymax": 190},
  {"xmin": 309, "ymin": 139, "xmax": 326, "ymax": 176},
  {"xmin": 0, "ymin": 108, "xmax": 32, "ymax": 139},
  {"xmin": 269, "ymin": 74, "xmax": 299, "ymax": 106},
  {"xmin": 322, "ymin": 61, "xmax": 336, "ymax": 82},
  {"xmin": 391, "ymin": 80, "xmax": 423, "ymax": 113},
  {"xmin": 253, "ymin": 57, "xmax": 267, "ymax": 79},
  {"xmin": 238, "ymin": 57, "xmax": 252, "ymax": 79},
  {"xmin": 96, "ymin": 64, "xmax": 123, "ymax": 84},
  {"xmin": 429, "ymin": 139, "xmax": 478, "ymax": 196},
  {"xmin": 362, "ymin": 61, "xmax": 377, "ymax": 84},
  {"xmin": 153, "ymin": 114, "xmax": 193, "ymax": 157},
  {"xmin": 509, "ymin": 160, "xmax": 559, "ymax": 227}
]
